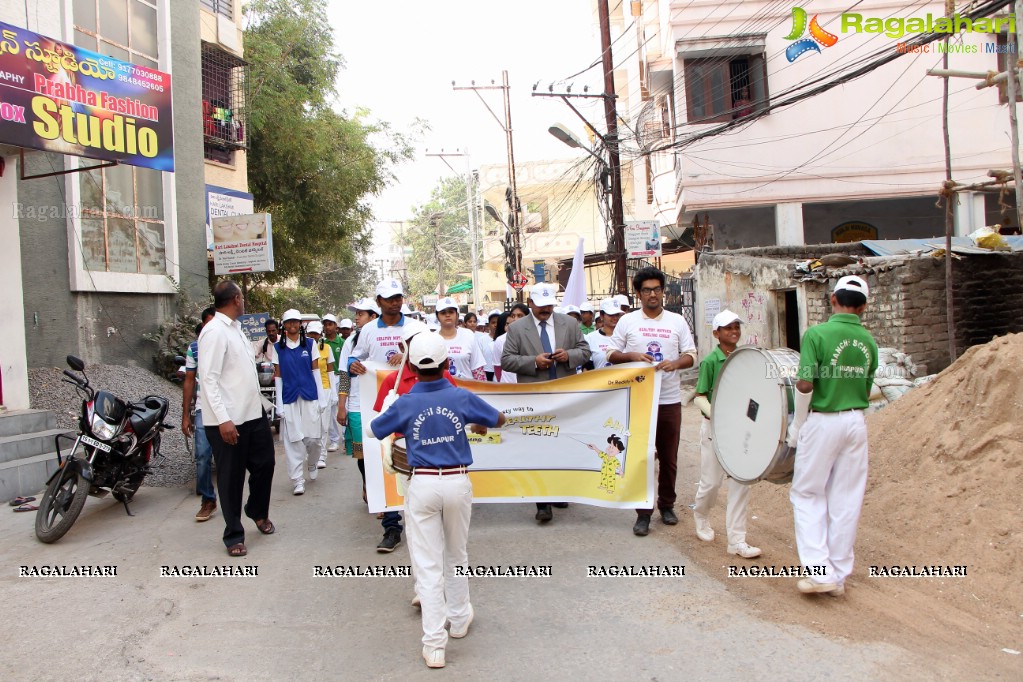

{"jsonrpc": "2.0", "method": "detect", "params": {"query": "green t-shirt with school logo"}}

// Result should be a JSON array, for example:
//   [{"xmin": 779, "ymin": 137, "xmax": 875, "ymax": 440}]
[
  {"xmin": 798, "ymin": 313, "xmax": 878, "ymax": 412},
  {"xmin": 324, "ymin": 335, "xmax": 345, "ymax": 374},
  {"xmin": 695, "ymin": 345, "xmax": 728, "ymax": 402}
]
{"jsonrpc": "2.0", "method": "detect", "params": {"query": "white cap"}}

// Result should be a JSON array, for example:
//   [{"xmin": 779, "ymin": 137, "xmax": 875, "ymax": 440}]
[
  {"xmin": 400, "ymin": 303, "xmax": 413, "ymax": 315},
  {"xmin": 599, "ymin": 298, "xmax": 624, "ymax": 315},
  {"xmin": 712, "ymin": 310, "xmax": 741, "ymax": 329},
  {"xmin": 613, "ymin": 294, "xmax": 630, "ymax": 308},
  {"xmin": 408, "ymin": 332, "xmax": 448, "ymax": 369},
  {"xmin": 529, "ymin": 282, "xmax": 558, "ymax": 306},
  {"xmin": 281, "ymin": 308, "xmax": 302, "ymax": 323},
  {"xmin": 426, "ymin": 320, "xmax": 440, "ymax": 332},
  {"xmin": 306, "ymin": 320, "xmax": 323, "ymax": 335},
  {"xmin": 563, "ymin": 304, "xmax": 580, "ymax": 316},
  {"xmin": 487, "ymin": 308, "xmax": 502, "ymax": 320},
  {"xmin": 834, "ymin": 275, "xmax": 870, "ymax": 300},
  {"xmin": 553, "ymin": 306, "xmax": 565, "ymax": 314},
  {"xmin": 400, "ymin": 319, "xmax": 429, "ymax": 342},
  {"xmin": 348, "ymin": 298, "xmax": 380, "ymax": 314},
  {"xmin": 338, "ymin": 318, "xmax": 354, "ymax": 329},
  {"xmin": 321, "ymin": 314, "xmax": 338, "ymax": 324},
  {"xmin": 579, "ymin": 301, "xmax": 594, "ymax": 313},
  {"xmin": 435, "ymin": 296, "xmax": 459, "ymax": 312},
  {"xmin": 375, "ymin": 278, "xmax": 404, "ymax": 299}
]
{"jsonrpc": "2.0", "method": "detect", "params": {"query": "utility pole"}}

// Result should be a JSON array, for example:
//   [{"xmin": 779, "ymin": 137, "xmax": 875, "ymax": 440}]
[
  {"xmin": 599, "ymin": 0, "xmax": 628, "ymax": 296},
  {"xmin": 454, "ymin": 72, "xmax": 524, "ymax": 301}
]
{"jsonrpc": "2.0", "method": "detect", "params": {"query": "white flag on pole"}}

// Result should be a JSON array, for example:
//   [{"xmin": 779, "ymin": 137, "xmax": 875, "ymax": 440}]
[{"xmin": 562, "ymin": 237, "xmax": 586, "ymax": 308}]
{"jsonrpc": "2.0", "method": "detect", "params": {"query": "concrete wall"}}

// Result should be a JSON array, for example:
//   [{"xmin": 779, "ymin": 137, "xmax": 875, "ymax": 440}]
[{"xmin": 0, "ymin": 151, "xmax": 30, "ymax": 408}]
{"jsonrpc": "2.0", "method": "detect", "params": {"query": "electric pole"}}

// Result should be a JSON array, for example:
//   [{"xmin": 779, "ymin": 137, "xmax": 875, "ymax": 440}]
[
  {"xmin": 454, "ymin": 72, "xmax": 524, "ymax": 301},
  {"xmin": 426, "ymin": 149, "xmax": 481, "ymax": 311},
  {"xmin": 599, "ymin": 0, "xmax": 628, "ymax": 296}
]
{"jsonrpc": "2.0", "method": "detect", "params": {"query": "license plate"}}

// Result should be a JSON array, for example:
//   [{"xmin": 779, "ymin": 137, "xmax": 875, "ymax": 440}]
[{"xmin": 80, "ymin": 435, "xmax": 112, "ymax": 453}]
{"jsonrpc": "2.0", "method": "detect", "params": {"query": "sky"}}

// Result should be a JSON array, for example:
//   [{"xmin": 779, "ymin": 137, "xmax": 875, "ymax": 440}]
[{"xmin": 327, "ymin": 0, "xmax": 611, "ymax": 223}]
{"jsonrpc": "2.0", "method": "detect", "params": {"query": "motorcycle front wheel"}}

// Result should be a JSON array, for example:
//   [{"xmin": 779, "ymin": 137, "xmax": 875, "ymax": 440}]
[{"xmin": 35, "ymin": 464, "xmax": 90, "ymax": 543}]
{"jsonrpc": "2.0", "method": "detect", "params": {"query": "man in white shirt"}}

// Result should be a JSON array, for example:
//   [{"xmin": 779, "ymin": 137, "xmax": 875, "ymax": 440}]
[
  {"xmin": 197, "ymin": 281, "xmax": 277, "ymax": 557},
  {"xmin": 608, "ymin": 267, "xmax": 697, "ymax": 537}
]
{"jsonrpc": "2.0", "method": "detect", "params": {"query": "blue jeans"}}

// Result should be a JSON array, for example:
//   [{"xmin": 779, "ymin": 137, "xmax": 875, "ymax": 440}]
[
  {"xmin": 194, "ymin": 410, "xmax": 216, "ymax": 503},
  {"xmin": 382, "ymin": 511, "xmax": 402, "ymax": 532}
]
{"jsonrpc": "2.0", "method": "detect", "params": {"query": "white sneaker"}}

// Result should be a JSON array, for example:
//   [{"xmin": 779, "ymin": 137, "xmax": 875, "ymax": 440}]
[
  {"xmin": 328, "ymin": 442, "xmax": 340, "ymax": 452},
  {"xmin": 308, "ymin": 463, "xmax": 318, "ymax": 480},
  {"xmin": 797, "ymin": 578, "xmax": 841, "ymax": 594},
  {"xmin": 317, "ymin": 457, "xmax": 327, "ymax": 469},
  {"xmin": 694, "ymin": 514, "xmax": 715, "ymax": 542},
  {"xmin": 422, "ymin": 646, "xmax": 445, "ymax": 668},
  {"xmin": 449, "ymin": 604, "xmax": 474, "ymax": 639},
  {"xmin": 728, "ymin": 542, "xmax": 763, "ymax": 559},
  {"xmin": 411, "ymin": 595, "xmax": 421, "ymax": 608},
  {"xmin": 293, "ymin": 481, "xmax": 305, "ymax": 495}
]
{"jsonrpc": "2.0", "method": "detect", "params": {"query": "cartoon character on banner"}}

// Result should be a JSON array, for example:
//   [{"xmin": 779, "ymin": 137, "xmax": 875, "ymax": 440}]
[{"xmin": 587, "ymin": 433, "xmax": 626, "ymax": 495}]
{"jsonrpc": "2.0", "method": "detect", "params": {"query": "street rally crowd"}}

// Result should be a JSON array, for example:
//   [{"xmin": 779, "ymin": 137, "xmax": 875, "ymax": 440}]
[{"xmin": 187, "ymin": 266, "xmax": 877, "ymax": 668}]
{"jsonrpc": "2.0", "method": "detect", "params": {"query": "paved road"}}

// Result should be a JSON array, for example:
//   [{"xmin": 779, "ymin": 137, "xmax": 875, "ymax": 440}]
[{"xmin": 1, "ymin": 420, "xmax": 915, "ymax": 681}]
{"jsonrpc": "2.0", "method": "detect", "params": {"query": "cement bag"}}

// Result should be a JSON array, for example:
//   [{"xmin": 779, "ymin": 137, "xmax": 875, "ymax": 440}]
[
  {"xmin": 876, "ymin": 377, "xmax": 915, "ymax": 402},
  {"xmin": 914, "ymin": 374, "xmax": 937, "ymax": 388}
]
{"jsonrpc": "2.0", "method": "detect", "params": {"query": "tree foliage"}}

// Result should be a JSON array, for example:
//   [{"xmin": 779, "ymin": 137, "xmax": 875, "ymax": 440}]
[
  {"xmin": 243, "ymin": 0, "xmax": 416, "ymax": 302},
  {"xmin": 402, "ymin": 175, "xmax": 474, "ymax": 305}
]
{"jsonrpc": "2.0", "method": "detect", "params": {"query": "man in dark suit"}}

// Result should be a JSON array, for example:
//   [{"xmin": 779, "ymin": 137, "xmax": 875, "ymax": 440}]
[{"xmin": 501, "ymin": 283, "xmax": 591, "ymax": 523}]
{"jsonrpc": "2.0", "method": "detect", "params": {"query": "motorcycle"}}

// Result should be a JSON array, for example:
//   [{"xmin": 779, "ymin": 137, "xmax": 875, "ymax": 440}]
[{"xmin": 35, "ymin": 355, "xmax": 172, "ymax": 544}]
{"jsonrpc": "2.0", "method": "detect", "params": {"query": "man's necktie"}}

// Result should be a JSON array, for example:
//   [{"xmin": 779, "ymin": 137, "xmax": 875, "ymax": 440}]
[{"xmin": 539, "ymin": 320, "xmax": 556, "ymax": 380}]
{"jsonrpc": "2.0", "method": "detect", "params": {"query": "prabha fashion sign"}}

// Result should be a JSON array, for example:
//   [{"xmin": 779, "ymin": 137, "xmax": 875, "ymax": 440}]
[{"xmin": 0, "ymin": 20, "xmax": 174, "ymax": 171}]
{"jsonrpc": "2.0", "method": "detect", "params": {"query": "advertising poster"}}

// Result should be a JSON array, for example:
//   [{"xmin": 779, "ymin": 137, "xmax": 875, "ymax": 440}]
[
  {"xmin": 0, "ymin": 20, "xmax": 174, "ymax": 171},
  {"xmin": 211, "ymin": 213, "xmax": 274, "ymax": 274},
  {"xmin": 205, "ymin": 184, "xmax": 254, "ymax": 250},
  {"xmin": 625, "ymin": 220, "xmax": 662, "ymax": 258},
  {"xmin": 359, "ymin": 362, "xmax": 661, "ymax": 512}
]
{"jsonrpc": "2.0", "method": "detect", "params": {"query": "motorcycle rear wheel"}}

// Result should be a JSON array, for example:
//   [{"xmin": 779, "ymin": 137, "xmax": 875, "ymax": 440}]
[{"xmin": 35, "ymin": 465, "xmax": 90, "ymax": 544}]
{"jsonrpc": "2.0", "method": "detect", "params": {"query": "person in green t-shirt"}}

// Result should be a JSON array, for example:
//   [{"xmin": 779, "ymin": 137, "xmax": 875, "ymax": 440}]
[
  {"xmin": 691, "ymin": 310, "xmax": 761, "ymax": 559},
  {"xmin": 788, "ymin": 275, "xmax": 878, "ymax": 596}
]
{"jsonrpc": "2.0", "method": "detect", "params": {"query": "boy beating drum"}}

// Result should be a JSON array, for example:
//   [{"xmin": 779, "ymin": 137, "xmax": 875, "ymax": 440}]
[
  {"xmin": 692, "ymin": 310, "xmax": 762, "ymax": 559},
  {"xmin": 787, "ymin": 275, "xmax": 878, "ymax": 596}
]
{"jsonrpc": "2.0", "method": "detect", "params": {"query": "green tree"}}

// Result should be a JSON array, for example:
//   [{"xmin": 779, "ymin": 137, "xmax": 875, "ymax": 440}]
[
  {"xmin": 403, "ymin": 175, "xmax": 473, "ymax": 305},
  {"xmin": 242, "ymin": 0, "xmax": 417, "ymax": 301}
]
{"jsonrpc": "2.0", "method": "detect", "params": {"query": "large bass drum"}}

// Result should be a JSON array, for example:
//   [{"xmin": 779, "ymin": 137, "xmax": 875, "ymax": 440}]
[{"xmin": 711, "ymin": 347, "xmax": 800, "ymax": 485}]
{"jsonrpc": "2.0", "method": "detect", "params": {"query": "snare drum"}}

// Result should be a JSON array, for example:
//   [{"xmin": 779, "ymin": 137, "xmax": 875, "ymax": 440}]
[
  {"xmin": 711, "ymin": 347, "xmax": 800, "ymax": 485},
  {"xmin": 391, "ymin": 438, "xmax": 411, "ymax": 476}
]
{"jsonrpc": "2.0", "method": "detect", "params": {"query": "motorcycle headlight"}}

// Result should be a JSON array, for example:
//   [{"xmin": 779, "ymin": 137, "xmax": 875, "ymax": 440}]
[{"xmin": 90, "ymin": 413, "xmax": 118, "ymax": 441}]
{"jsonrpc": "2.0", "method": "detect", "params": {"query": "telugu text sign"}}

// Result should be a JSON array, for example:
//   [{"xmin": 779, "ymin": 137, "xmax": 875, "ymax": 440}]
[{"xmin": 0, "ymin": 20, "xmax": 174, "ymax": 171}]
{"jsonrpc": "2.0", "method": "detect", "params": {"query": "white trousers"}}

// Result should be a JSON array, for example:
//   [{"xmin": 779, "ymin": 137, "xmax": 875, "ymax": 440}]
[
  {"xmin": 693, "ymin": 418, "xmax": 751, "ymax": 546},
  {"xmin": 405, "ymin": 472, "xmax": 473, "ymax": 651},
  {"xmin": 320, "ymin": 393, "xmax": 339, "ymax": 458},
  {"xmin": 790, "ymin": 411, "xmax": 869, "ymax": 586},
  {"xmin": 281, "ymin": 418, "xmax": 322, "ymax": 484}
]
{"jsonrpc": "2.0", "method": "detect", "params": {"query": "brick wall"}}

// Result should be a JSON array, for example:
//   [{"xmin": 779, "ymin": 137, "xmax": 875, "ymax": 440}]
[{"xmin": 952, "ymin": 252, "xmax": 1023, "ymax": 355}]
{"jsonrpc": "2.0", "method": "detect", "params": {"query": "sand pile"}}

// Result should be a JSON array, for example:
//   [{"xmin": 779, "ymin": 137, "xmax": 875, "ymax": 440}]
[{"xmin": 862, "ymin": 332, "xmax": 1023, "ymax": 626}]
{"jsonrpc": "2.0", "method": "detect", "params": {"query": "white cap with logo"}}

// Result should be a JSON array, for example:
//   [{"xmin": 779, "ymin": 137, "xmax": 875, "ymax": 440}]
[
  {"xmin": 613, "ymin": 294, "xmax": 630, "ymax": 309},
  {"xmin": 281, "ymin": 309, "xmax": 302, "ymax": 323},
  {"xmin": 348, "ymin": 298, "xmax": 380, "ymax": 314},
  {"xmin": 435, "ymin": 297, "xmax": 459, "ymax": 312},
  {"xmin": 376, "ymin": 278, "xmax": 404, "ymax": 299},
  {"xmin": 529, "ymin": 283, "xmax": 559, "ymax": 307},
  {"xmin": 321, "ymin": 314, "xmax": 338, "ymax": 325},
  {"xmin": 338, "ymin": 318, "xmax": 354, "ymax": 329},
  {"xmin": 599, "ymin": 298, "xmax": 624, "ymax": 315}
]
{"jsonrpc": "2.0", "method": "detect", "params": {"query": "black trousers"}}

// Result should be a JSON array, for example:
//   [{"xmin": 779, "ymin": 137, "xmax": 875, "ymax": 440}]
[{"xmin": 206, "ymin": 415, "xmax": 276, "ymax": 547}]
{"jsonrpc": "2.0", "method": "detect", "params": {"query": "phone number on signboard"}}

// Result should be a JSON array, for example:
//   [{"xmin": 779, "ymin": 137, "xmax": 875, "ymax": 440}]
[{"xmin": 117, "ymin": 75, "xmax": 165, "ymax": 92}]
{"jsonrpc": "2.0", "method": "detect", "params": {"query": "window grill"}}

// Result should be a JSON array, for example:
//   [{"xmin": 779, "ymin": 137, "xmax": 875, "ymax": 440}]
[
  {"xmin": 200, "ymin": 0, "xmax": 234, "ymax": 21},
  {"xmin": 201, "ymin": 42, "xmax": 248, "ymax": 160}
]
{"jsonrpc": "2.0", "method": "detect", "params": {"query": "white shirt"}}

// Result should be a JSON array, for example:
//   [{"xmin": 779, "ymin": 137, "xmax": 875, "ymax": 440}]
[
  {"xmin": 585, "ymin": 329, "xmax": 615, "ymax": 370},
  {"xmin": 197, "ymin": 312, "xmax": 264, "ymax": 426},
  {"xmin": 608, "ymin": 308, "xmax": 697, "ymax": 405},
  {"xmin": 475, "ymin": 331, "xmax": 495, "ymax": 372},
  {"xmin": 532, "ymin": 315, "xmax": 557, "ymax": 351},
  {"xmin": 441, "ymin": 327, "xmax": 484, "ymax": 379},
  {"xmin": 338, "ymin": 336, "xmax": 361, "ymax": 411},
  {"xmin": 493, "ymin": 333, "xmax": 517, "ymax": 383},
  {"xmin": 351, "ymin": 317, "xmax": 407, "ymax": 410}
]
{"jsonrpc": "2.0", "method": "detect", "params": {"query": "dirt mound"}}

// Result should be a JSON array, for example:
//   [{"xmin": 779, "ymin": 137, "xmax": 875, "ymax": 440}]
[{"xmin": 680, "ymin": 333, "xmax": 1023, "ymax": 677}]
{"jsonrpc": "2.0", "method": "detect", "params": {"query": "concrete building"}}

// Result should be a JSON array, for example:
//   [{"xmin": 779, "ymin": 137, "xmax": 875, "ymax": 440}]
[
  {"xmin": 0, "ymin": 0, "xmax": 245, "ymax": 498},
  {"xmin": 614, "ymin": 0, "xmax": 1018, "ymax": 247}
]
